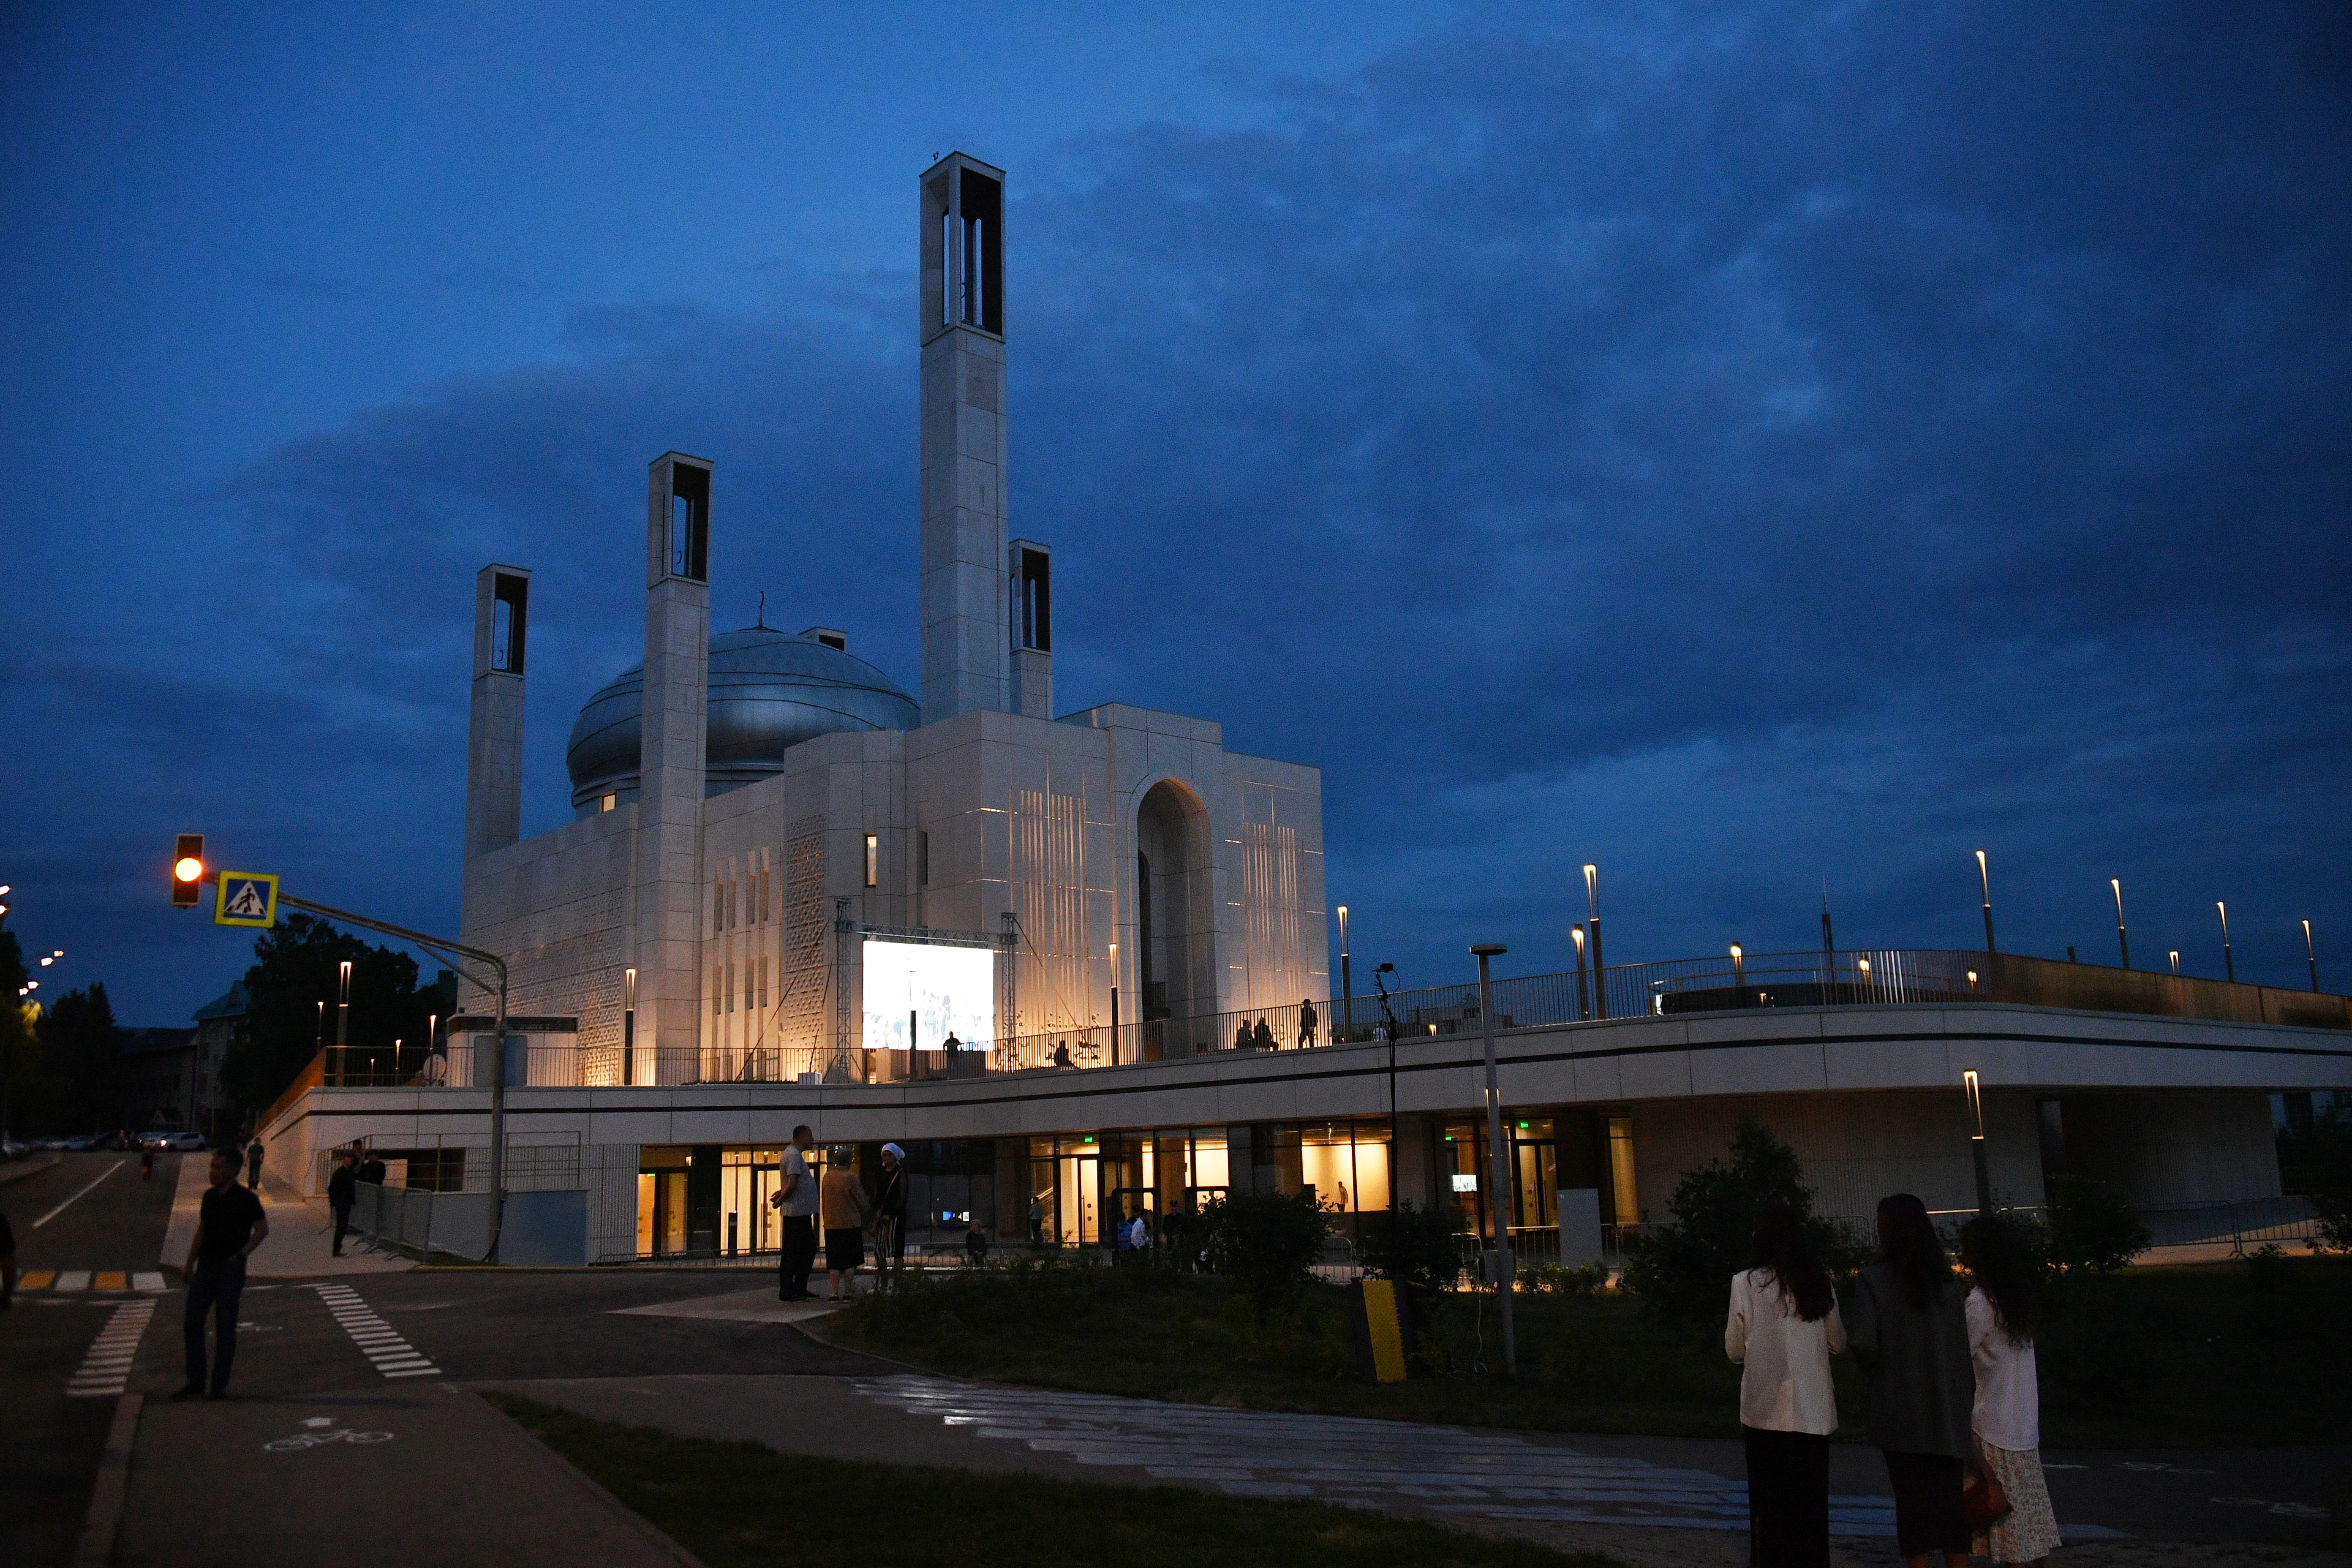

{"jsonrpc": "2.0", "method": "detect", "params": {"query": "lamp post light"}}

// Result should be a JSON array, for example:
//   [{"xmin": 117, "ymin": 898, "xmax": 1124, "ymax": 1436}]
[
  {"xmin": 1470, "ymin": 942, "xmax": 1516, "ymax": 1377},
  {"xmin": 2169, "ymin": 950, "xmax": 2180, "ymax": 975},
  {"xmin": 2305, "ymin": 921, "xmax": 2319, "ymax": 993},
  {"xmin": 1582, "ymin": 865, "xmax": 1606, "ymax": 1019},
  {"xmin": 1976, "ymin": 850, "xmax": 1996, "ymax": 955},
  {"xmin": 1857, "ymin": 955, "xmax": 1872, "ymax": 1002},
  {"xmin": 336, "ymin": 959, "xmax": 352, "ymax": 1086},
  {"xmin": 1108, "ymin": 941, "xmax": 1119, "ymax": 1067},
  {"xmin": 623, "ymin": 966, "xmax": 637, "ymax": 1085},
  {"xmin": 2111, "ymin": 879, "xmax": 2130, "ymax": 971},
  {"xmin": 1571, "ymin": 926, "xmax": 1590, "ymax": 1021},
  {"xmin": 1729, "ymin": 944, "xmax": 1745, "ymax": 995},
  {"xmin": 1963, "ymin": 1069, "xmax": 1992, "ymax": 1215},
  {"xmin": 2217, "ymin": 902, "xmax": 2235, "ymax": 983},
  {"xmin": 1337, "ymin": 905, "xmax": 1352, "ymax": 1039}
]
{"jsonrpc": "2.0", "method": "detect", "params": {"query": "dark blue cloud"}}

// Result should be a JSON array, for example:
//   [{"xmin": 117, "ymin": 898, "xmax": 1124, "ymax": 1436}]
[{"xmin": 8, "ymin": 1, "xmax": 2349, "ymax": 1022}]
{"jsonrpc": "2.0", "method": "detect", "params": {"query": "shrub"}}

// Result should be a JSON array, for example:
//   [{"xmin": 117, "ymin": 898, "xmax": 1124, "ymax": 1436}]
[
  {"xmin": 1199, "ymin": 1189, "xmax": 1328, "ymax": 1316},
  {"xmin": 1360, "ymin": 1202, "xmax": 1462, "ymax": 1296},
  {"xmin": 2278, "ymin": 1104, "xmax": 2352, "ymax": 1253},
  {"xmin": 2045, "ymin": 1174, "xmax": 2151, "ymax": 1274},
  {"xmin": 1620, "ymin": 1119, "xmax": 1854, "ymax": 1326},
  {"xmin": 1516, "ymin": 1261, "xmax": 1607, "ymax": 1297},
  {"xmin": 2245, "ymin": 1243, "xmax": 2291, "ymax": 1291}
]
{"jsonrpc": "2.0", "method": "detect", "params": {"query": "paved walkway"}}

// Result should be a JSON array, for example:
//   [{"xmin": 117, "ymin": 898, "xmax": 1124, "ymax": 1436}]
[
  {"xmin": 160, "ymin": 1155, "xmax": 412, "ymax": 1278},
  {"xmin": 113, "ymin": 1383, "xmax": 695, "ymax": 1567}
]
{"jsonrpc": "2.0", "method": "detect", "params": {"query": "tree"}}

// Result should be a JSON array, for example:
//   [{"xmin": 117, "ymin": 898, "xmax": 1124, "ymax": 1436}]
[
  {"xmin": 2277, "ymin": 1100, "xmax": 2352, "ymax": 1253},
  {"xmin": 1361, "ymin": 1202, "xmax": 1463, "ymax": 1296},
  {"xmin": 2044, "ymin": 1173, "xmax": 2151, "ymax": 1273},
  {"xmin": 1620, "ymin": 1118, "xmax": 1857, "ymax": 1325},
  {"xmin": 1200, "ymin": 1189, "xmax": 1330, "ymax": 1316},
  {"xmin": 0, "ymin": 928, "xmax": 41, "ymax": 1135},
  {"xmin": 35, "ymin": 983, "xmax": 123, "ymax": 1133},
  {"xmin": 222, "ymin": 914, "xmax": 450, "ymax": 1112}
]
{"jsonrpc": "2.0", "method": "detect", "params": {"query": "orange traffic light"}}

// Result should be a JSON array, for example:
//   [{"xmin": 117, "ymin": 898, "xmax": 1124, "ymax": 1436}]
[{"xmin": 172, "ymin": 833, "xmax": 206, "ymax": 907}]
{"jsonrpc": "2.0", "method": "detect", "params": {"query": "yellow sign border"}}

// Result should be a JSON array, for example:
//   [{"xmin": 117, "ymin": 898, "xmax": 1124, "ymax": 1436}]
[{"xmin": 213, "ymin": 871, "xmax": 280, "ymax": 928}]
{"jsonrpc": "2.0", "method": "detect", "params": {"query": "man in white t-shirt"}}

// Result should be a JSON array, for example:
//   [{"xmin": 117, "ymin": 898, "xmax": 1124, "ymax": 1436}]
[{"xmin": 770, "ymin": 1124, "xmax": 820, "ymax": 1301}]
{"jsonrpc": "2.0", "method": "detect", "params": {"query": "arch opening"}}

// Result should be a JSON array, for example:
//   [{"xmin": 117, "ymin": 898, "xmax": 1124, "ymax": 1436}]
[{"xmin": 1136, "ymin": 779, "xmax": 1215, "ymax": 1043}]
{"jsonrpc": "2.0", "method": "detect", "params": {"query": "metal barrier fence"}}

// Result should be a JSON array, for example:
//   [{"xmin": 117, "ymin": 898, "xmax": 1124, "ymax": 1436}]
[{"xmin": 318, "ymin": 946, "xmax": 2346, "ymax": 1089}]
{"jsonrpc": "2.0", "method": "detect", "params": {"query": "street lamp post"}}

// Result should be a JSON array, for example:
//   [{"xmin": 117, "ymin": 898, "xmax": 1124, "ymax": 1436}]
[
  {"xmin": 1571, "ymin": 926, "xmax": 1590, "ymax": 1021},
  {"xmin": 2305, "ymin": 921, "xmax": 2319, "ymax": 993},
  {"xmin": 1108, "ymin": 941, "xmax": 1119, "ymax": 1067},
  {"xmin": 2217, "ymin": 902, "xmax": 2235, "ymax": 983},
  {"xmin": 1730, "ymin": 944, "xmax": 1745, "ymax": 996},
  {"xmin": 335, "ymin": 960, "xmax": 352, "ymax": 1086},
  {"xmin": 2169, "ymin": 950, "xmax": 2180, "ymax": 975},
  {"xmin": 1977, "ymin": 851, "xmax": 1996, "ymax": 955},
  {"xmin": 1582, "ymin": 865, "xmax": 1606, "ymax": 1019},
  {"xmin": 1963, "ymin": 1069, "xmax": 1992, "ymax": 1215},
  {"xmin": 1471, "ymin": 942, "xmax": 1515, "ymax": 1377},
  {"xmin": 2111, "ymin": 879, "xmax": 2130, "ymax": 971},
  {"xmin": 1337, "ymin": 905, "xmax": 1352, "ymax": 1039},
  {"xmin": 622, "ymin": 966, "xmax": 637, "ymax": 1085}
]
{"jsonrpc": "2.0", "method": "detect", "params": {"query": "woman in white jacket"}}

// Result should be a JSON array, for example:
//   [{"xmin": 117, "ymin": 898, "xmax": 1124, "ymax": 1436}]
[
  {"xmin": 1727, "ymin": 1203, "xmax": 1846, "ymax": 1568},
  {"xmin": 1958, "ymin": 1216, "xmax": 2061, "ymax": 1565}
]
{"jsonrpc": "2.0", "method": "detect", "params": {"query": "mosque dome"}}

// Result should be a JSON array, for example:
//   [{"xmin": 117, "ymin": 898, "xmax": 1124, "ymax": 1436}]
[{"xmin": 566, "ymin": 626, "xmax": 918, "ymax": 814}]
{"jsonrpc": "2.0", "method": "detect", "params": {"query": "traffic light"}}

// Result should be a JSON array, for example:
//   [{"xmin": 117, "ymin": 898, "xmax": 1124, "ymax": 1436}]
[{"xmin": 172, "ymin": 834, "xmax": 206, "ymax": 907}]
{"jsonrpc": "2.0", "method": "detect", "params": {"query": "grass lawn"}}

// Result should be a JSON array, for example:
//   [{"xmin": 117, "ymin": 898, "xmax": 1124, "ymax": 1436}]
[
  {"xmin": 483, "ymin": 1391, "xmax": 1617, "ymax": 1568},
  {"xmin": 812, "ymin": 1250, "xmax": 2352, "ymax": 1448}
]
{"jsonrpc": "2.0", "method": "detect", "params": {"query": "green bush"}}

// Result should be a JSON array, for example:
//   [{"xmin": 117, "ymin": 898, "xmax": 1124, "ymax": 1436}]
[
  {"xmin": 1200, "ymin": 1189, "xmax": 1329, "ymax": 1316},
  {"xmin": 1515, "ymin": 1261, "xmax": 1607, "ymax": 1297},
  {"xmin": 2046, "ymin": 1174, "xmax": 2152, "ymax": 1274},
  {"xmin": 2245, "ymin": 1243, "xmax": 2291, "ymax": 1291},
  {"xmin": 2277, "ymin": 1104, "xmax": 2352, "ymax": 1253},
  {"xmin": 1361, "ymin": 1203, "xmax": 1463, "ymax": 1296},
  {"xmin": 1620, "ymin": 1119, "xmax": 1858, "ymax": 1325}
]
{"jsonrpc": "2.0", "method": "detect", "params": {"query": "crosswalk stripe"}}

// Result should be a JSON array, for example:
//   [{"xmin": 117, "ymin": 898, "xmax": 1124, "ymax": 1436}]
[
  {"xmin": 54, "ymin": 1271, "xmax": 91, "ymax": 1292},
  {"xmin": 306, "ymin": 1283, "xmax": 439, "ymax": 1379},
  {"xmin": 94, "ymin": 1271, "xmax": 128, "ymax": 1291},
  {"xmin": 133, "ymin": 1271, "xmax": 166, "ymax": 1292},
  {"xmin": 67, "ymin": 1299, "xmax": 157, "ymax": 1398},
  {"xmin": 20, "ymin": 1269, "xmax": 56, "ymax": 1290}
]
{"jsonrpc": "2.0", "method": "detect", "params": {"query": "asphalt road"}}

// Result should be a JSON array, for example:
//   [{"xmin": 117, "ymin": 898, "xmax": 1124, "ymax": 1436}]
[
  {"xmin": 1, "ymin": 1153, "xmax": 886, "ymax": 1568},
  {"xmin": 2, "ymin": 1151, "xmax": 185, "ymax": 1568}
]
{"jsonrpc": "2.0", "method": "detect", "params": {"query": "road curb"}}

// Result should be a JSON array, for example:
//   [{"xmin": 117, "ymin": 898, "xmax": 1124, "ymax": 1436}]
[
  {"xmin": 72, "ymin": 1391, "xmax": 142, "ymax": 1568},
  {"xmin": 461, "ymin": 1385, "xmax": 711, "ymax": 1568},
  {"xmin": 0, "ymin": 1154, "xmax": 63, "ymax": 1187}
]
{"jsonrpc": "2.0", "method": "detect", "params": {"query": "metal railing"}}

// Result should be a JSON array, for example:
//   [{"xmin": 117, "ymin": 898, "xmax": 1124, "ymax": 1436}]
[{"xmin": 314, "ymin": 946, "xmax": 2347, "ymax": 1091}]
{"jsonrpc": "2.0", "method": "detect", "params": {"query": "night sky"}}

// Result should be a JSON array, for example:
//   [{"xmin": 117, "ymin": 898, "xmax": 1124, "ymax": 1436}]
[{"xmin": 5, "ymin": 3, "xmax": 2348, "ymax": 1027}]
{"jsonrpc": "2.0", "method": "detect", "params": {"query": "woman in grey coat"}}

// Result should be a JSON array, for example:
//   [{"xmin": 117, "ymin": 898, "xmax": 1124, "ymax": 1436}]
[{"xmin": 1849, "ymin": 1193, "xmax": 1976, "ymax": 1568}]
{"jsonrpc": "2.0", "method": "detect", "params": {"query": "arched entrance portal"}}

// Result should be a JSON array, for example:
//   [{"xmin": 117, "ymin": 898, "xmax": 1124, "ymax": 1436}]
[{"xmin": 1135, "ymin": 779, "xmax": 1215, "ymax": 1057}]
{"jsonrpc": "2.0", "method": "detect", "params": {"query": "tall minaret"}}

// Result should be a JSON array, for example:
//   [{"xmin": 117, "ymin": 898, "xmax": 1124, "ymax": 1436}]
[
  {"xmin": 635, "ymin": 453, "xmax": 712, "ymax": 1081},
  {"xmin": 919, "ymin": 153, "xmax": 1010, "ymax": 723},
  {"xmin": 462, "ymin": 563, "xmax": 530, "ymax": 903}
]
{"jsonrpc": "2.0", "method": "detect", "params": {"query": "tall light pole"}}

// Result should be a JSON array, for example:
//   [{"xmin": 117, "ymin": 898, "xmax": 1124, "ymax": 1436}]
[
  {"xmin": 1337, "ymin": 905, "xmax": 1352, "ymax": 1039},
  {"xmin": 1963, "ymin": 1069, "xmax": 1992, "ymax": 1215},
  {"xmin": 335, "ymin": 959, "xmax": 352, "ymax": 1086},
  {"xmin": 1976, "ymin": 851, "xmax": 1996, "ymax": 955},
  {"xmin": 1582, "ymin": 865, "xmax": 1606, "ymax": 1019},
  {"xmin": 1471, "ymin": 942, "xmax": 1515, "ymax": 1377},
  {"xmin": 2111, "ymin": 879, "xmax": 2130, "ymax": 971},
  {"xmin": 2304, "ymin": 921, "xmax": 2319, "ymax": 993},
  {"xmin": 622, "ymin": 966, "xmax": 637, "ymax": 1085},
  {"xmin": 2217, "ymin": 902, "xmax": 2235, "ymax": 983},
  {"xmin": 1571, "ymin": 926, "xmax": 1590, "ymax": 1021},
  {"xmin": 1108, "ymin": 941, "xmax": 1119, "ymax": 1066}
]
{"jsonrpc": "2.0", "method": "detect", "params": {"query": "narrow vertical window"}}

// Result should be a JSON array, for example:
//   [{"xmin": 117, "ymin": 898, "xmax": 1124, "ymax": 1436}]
[
  {"xmin": 712, "ymin": 968, "xmax": 724, "ymax": 1017},
  {"xmin": 490, "ymin": 572, "xmax": 528, "ymax": 672},
  {"xmin": 864, "ymin": 834, "xmax": 879, "ymax": 888},
  {"xmin": 757, "ymin": 956, "xmax": 768, "ymax": 1010},
  {"xmin": 918, "ymin": 830, "xmax": 930, "ymax": 887},
  {"xmin": 714, "ymin": 883, "xmax": 725, "ymax": 934}
]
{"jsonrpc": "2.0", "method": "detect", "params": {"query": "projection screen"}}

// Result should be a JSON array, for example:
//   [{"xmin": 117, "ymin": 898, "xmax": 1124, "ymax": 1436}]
[{"xmin": 861, "ymin": 938, "xmax": 996, "ymax": 1051}]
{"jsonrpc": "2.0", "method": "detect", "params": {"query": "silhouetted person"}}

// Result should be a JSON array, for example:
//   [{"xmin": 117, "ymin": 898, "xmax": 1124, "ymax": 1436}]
[
  {"xmin": 245, "ymin": 1137, "xmax": 264, "ymax": 1190},
  {"xmin": 965, "ymin": 1221, "xmax": 989, "ymax": 1266},
  {"xmin": 177, "ymin": 1146, "xmax": 267, "ymax": 1400},
  {"xmin": 327, "ymin": 1150, "xmax": 357, "ymax": 1256},
  {"xmin": 357, "ymin": 1150, "xmax": 387, "ymax": 1186},
  {"xmin": 1297, "ymin": 997, "xmax": 1318, "ymax": 1048},
  {"xmin": 1253, "ymin": 1018, "xmax": 1276, "ymax": 1051},
  {"xmin": 1052, "ymin": 1042, "xmax": 1074, "ymax": 1070},
  {"xmin": 1853, "ymin": 1194, "xmax": 1976, "ymax": 1568},
  {"xmin": 1233, "ymin": 1019, "xmax": 1253, "ymax": 1052}
]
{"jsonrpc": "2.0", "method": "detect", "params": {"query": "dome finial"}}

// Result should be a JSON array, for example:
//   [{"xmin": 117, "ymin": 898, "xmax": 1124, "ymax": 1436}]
[{"xmin": 755, "ymin": 590, "xmax": 767, "ymax": 629}]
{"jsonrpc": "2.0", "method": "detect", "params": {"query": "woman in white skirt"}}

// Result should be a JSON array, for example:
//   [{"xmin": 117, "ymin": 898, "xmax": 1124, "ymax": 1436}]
[{"xmin": 1957, "ymin": 1216, "xmax": 2062, "ymax": 1565}]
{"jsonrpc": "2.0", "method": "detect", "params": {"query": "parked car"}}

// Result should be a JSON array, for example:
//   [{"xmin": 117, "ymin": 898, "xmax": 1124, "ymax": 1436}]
[
  {"xmin": 136, "ymin": 1129, "xmax": 188, "ymax": 1152},
  {"xmin": 159, "ymin": 1131, "xmax": 208, "ymax": 1152},
  {"xmin": 62, "ymin": 1133, "xmax": 102, "ymax": 1151},
  {"xmin": 0, "ymin": 1138, "xmax": 30, "ymax": 1161}
]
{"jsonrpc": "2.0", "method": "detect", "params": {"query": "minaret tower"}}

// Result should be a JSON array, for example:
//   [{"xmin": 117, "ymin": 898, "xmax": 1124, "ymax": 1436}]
[
  {"xmin": 635, "ymin": 452, "xmax": 712, "ymax": 1081},
  {"xmin": 461, "ymin": 564, "xmax": 529, "ymax": 931},
  {"xmin": 920, "ymin": 153, "xmax": 1013, "ymax": 723}
]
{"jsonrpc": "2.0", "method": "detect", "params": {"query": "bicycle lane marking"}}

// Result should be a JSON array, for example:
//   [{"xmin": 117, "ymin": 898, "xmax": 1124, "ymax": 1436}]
[
  {"xmin": 307, "ymin": 1282, "xmax": 441, "ymax": 1378},
  {"xmin": 265, "ymin": 1416, "xmax": 396, "ymax": 1451},
  {"xmin": 69, "ymin": 1296, "xmax": 160, "ymax": 1398}
]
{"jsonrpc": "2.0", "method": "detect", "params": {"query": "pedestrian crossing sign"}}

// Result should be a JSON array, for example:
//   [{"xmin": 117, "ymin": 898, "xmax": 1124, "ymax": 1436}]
[{"xmin": 214, "ymin": 871, "xmax": 279, "ymax": 928}]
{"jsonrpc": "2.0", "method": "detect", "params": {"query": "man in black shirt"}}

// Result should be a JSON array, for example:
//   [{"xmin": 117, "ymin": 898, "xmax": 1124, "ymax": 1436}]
[
  {"xmin": 327, "ymin": 1150, "xmax": 358, "ymax": 1256},
  {"xmin": 357, "ymin": 1150, "xmax": 387, "ymax": 1186},
  {"xmin": 244, "ymin": 1137, "xmax": 265, "ymax": 1190},
  {"xmin": 178, "ymin": 1146, "xmax": 268, "ymax": 1399}
]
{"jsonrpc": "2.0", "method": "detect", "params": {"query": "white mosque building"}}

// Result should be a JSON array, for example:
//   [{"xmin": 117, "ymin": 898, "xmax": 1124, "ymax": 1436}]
[{"xmin": 257, "ymin": 155, "xmax": 2349, "ymax": 1269}]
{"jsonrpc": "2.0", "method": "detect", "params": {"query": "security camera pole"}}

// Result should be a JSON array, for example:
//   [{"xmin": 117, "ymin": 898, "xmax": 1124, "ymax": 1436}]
[{"xmin": 1471, "ymin": 942, "xmax": 1515, "ymax": 1376}]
